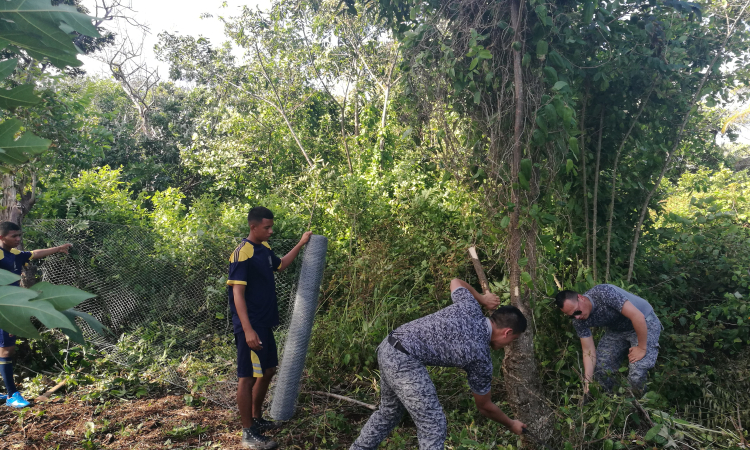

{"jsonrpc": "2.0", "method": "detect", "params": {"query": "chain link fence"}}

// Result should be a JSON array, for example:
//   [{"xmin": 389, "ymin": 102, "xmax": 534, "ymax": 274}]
[{"xmin": 24, "ymin": 219, "xmax": 305, "ymax": 409}]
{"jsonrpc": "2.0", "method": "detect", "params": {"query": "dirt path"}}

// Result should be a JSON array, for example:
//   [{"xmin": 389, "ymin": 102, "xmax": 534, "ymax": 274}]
[{"xmin": 0, "ymin": 391, "xmax": 374, "ymax": 449}]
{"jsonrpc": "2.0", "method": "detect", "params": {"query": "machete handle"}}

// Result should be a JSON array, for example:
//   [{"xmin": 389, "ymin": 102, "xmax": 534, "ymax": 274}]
[{"xmin": 468, "ymin": 246, "xmax": 490, "ymax": 294}]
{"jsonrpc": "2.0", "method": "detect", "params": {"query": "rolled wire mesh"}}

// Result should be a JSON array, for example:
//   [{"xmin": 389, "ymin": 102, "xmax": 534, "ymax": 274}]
[
  {"xmin": 24, "ymin": 219, "xmax": 314, "ymax": 410},
  {"xmin": 270, "ymin": 234, "xmax": 328, "ymax": 420}
]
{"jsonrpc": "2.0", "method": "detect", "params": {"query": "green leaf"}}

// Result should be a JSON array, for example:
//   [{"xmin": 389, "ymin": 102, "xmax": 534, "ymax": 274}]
[
  {"xmin": 569, "ymin": 137, "xmax": 579, "ymax": 155},
  {"xmin": 0, "ymin": 58, "xmax": 18, "ymax": 79},
  {"xmin": 520, "ymin": 158, "xmax": 532, "ymax": 180},
  {"xmin": 583, "ymin": 0, "xmax": 595, "ymax": 23},
  {"xmin": 536, "ymin": 40, "xmax": 548, "ymax": 58},
  {"xmin": 603, "ymin": 440, "xmax": 613, "ymax": 450},
  {"xmin": 478, "ymin": 49, "xmax": 492, "ymax": 59},
  {"xmin": 30, "ymin": 282, "xmax": 96, "ymax": 311},
  {"xmin": 521, "ymin": 271, "xmax": 532, "ymax": 285},
  {"xmin": 0, "ymin": 286, "xmax": 76, "ymax": 338},
  {"xmin": 469, "ymin": 57, "xmax": 479, "ymax": 70},
  {"xmin": 522, "ymin": 52, "xmax": 531, "ymax": 67},
  {"xmin": 0, "ymin": 118, "xmax": 51, "ymax": 165},
  {"xmin": 644, "ymin": 424, "xmax": 662, "ymax": 441},
  {"xmin": 0, "ymin": 84, "xmax": 42, "ymax": 109},
  {"xmin": 61, "ymin": 309, "xmax": 110, "ymax": 343},
  {"xmin": 519, "ymin": 171, "xmax": 530, "ymax": 190},
  {"xmin": 500, "ymin": 216, "xmax": 510, "ymax": 228},
  {"xmin": 0, "ymin": 31, "xmax": 81, "ymax": 68},
  {"xmin": 548, "ymin": 51, "xmax": 566, "ymax": 69},
  {"xmin": 0, "ymin": 0, "xmax": 100, "ymax": 70},
  {"xmin": 543, "ymin": 66, "xmax": 558, "ymax": 84},
  {"xmin": 566, "ymin": 159, "xmax": 574, "ymax": 174},
  {"xmin": 0, "ymin": 268, "xmax": 21, "ymax": 286},
  {"xmin": 553, "ymin": 81, "xmax": 569, "ymax": 91}
]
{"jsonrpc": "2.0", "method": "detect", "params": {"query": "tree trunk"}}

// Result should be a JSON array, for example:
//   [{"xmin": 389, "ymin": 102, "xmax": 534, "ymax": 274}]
[
  {"xmin": 378, "ymin": 85, "xmax": 391, "ymax": 154},
  {"xmin": 1, "ymin": 174, "xmax": 22, "ymax": 225},
  {"xmin": 341, "ymin": 80, "xmax": 353, "ymax": 174},
  {"xmin": 605, "ymin": 82, "xmax": 654, "ymax": 281},
  {"xmin": 503, "ymin": 0, "xmax": 554, "ymax": 444},
  {"xmin": 2, "ymin": 173, "xmax": 39, "ymax": 287},
  {"xmin": 580, "ymin": 94, "xmax": 590, "ymax": 268},
  {"xmin": 591, "ymin": 110, "xmax": 604, "ymax": 281}
]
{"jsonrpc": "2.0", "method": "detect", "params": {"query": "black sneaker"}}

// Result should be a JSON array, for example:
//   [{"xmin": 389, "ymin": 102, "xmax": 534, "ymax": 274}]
[
  {"xmin": 241, "ymin": 427, "xmax": 278, "ymax": 449},
  {"xmin": 253, "ymin": 417, "xmax": 282, "ymax": 432}
]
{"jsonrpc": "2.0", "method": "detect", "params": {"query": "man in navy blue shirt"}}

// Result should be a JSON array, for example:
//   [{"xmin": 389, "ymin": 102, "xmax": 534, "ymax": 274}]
[
  {"xmin": 0, "ymin": 222, "xmax": 72, "ymax": 408},
  {"xmin": 227, "ymin": 207, "xmax": 311, "ymax": 449}
]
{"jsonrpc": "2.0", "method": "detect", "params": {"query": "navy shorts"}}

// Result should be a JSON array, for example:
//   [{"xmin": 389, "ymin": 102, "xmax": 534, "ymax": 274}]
[
  {"xmin": 0, "ymin": 329, "xmax": 15, "ymax": 348},
  {"xmin": 235, "ymin": 327, "xmax": 278, "ymax": 378}
]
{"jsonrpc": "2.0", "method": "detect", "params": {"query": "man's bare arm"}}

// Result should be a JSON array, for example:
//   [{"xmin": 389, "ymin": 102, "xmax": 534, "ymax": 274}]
[
  {"xmin": 232, "ymin": 284, "xmax": 261, "ymax": 350},
  {"xmin": 450, "ymin": 278, "xmax": 500, "ymax": 310},
  {"xmin": 473, "ymin": 391, "xmax": 526, "ymax": 435},
  {"xmin": 620, "ymin": 300, "xmax": 648, "ymax": 362},
  {"xmin": 581, "ymin": 336, "xmax": 596, "ymax": 393},
  {"xmin": 279, "ymin": 231, "xmax": 312, "ymax": 271},
  {"xmin": 31, "ymin": 243, "xmax": 72, "ymax": 259}
]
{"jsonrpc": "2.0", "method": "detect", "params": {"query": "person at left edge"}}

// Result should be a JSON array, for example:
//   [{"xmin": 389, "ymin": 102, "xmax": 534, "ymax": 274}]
[
  {"xmin": 227, "ymin": 206, "xmax": 312, "ymax": 449},
  {"xmin": 0, "ymin": 221, "xmax": 73, "ymax": 408}
]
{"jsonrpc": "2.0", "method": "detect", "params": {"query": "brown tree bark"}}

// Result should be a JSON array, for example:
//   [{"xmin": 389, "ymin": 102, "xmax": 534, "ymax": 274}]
[
  {"xmin": 503, "ymin": 0, "xmax": 554, "ymax": 443},
  {"xmin": 2, "ymin": 173, "xmax": 39, "ymax": 287},
  {"xmin": 580, "ymin": 93, "xmax": 590, "ymax": 267},
  {"xmin": 591, "ymin": 110, "xmax": 604, "ymax": 281}
]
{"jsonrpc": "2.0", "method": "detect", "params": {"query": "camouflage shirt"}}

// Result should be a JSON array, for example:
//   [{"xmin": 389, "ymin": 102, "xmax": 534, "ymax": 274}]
[
  {"xmin": 392, "ymin": 287, "xmax": 493, "ymax": 395},
  {"xmin": 572, "ymin": 284, "xmax": 655, "ymax": 339}
]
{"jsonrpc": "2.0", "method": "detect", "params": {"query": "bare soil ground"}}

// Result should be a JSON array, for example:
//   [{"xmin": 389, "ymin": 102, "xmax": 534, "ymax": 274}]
[{"xmin": 0, "ymin": 390, "xmax": 374, "ymax": 449}]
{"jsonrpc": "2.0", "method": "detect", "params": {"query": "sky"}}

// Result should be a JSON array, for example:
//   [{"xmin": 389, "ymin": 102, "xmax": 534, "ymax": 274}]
[{"xmin": 79, "ymin": 0, "xmax": 271, "ymax": 76}]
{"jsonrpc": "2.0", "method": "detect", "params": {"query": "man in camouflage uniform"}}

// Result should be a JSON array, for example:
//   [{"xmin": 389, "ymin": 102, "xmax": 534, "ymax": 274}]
[
  {"xmin": 555, "ymin": 285, "xmax": 662, "ymax": 396},
  {"xmin": 350, "ymin": 278, "xmax": 528, "ymax": 450}
]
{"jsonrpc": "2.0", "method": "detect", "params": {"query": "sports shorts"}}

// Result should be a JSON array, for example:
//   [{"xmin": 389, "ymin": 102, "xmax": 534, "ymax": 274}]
[
  {"xmin": 0, "ymin": 329, "xmax": 15, "ymax": 348},
  {"xmin": 235, "ymin": 326, "xmax": 278, "ymax": 378}
]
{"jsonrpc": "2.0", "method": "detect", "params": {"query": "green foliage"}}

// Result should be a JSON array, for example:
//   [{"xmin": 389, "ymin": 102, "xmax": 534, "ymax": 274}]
[
  {"xmin": 0, "ymin": 0, "xmax": 99, "ymax": 165},
  {"xmin": 0, "ymin": 268, "xmax": 106, "ymax": 343}
]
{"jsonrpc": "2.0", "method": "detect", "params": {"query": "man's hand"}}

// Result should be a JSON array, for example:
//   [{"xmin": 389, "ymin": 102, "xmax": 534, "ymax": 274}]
[
  {"xmin": 509, "ymin": 420, "xmax": 526, "ymax": 435},
  {"xmin": 299, "ymin": 231, "xmax": 312, "ymax": 245},
  {"xmin": 628, "ymin": 346, "xmax": 646, "ymax": 363},
  {"xmin": 479, "ymin": 292, "xmax": 500, "ymax": 310},
  {"xmin": 245, "ymin": 329, "xmax": 263, "ymax": 351},
  {"xmin": 58, "ymin": 243, "xmax": 73, "ymax": 254}
]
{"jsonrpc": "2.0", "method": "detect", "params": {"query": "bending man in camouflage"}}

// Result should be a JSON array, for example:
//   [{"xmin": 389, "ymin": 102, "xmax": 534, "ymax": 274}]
[
  {"xmin": 350, "ymin": 279, "xmax": 528, "ymax": 450},
  {"xmin": 555, "ymin": 285, "xmax": 662, "ymax": 396}
]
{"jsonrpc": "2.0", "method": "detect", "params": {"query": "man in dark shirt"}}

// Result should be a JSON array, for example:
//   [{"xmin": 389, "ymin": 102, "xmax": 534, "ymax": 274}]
[
  {"xmin": 350, "ymin": 278, "xmax": 528, "ymax": 450},
  {"xmin": 0, "ymin": 221, "xmax": 72, "ymax": 408},
  {"xmin": 227, "ymin": 207, "xmax": 311, "ymax": 449},
  {"xmin": 555, "ymin": 284, "xmax": 662, "ymax": 396}
]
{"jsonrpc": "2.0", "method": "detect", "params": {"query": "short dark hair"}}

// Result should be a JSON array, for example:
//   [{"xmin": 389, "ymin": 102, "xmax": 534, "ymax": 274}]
[
  {"xmin": 0, "ymin": 221, "xmax": 21, "ymax": 236},
  {"xmin": 554, "ymin": 290, "xmax": 579, "ymax": 309},
  {"xmin": 490, "ymin": 306, "xmax": 527, "ymax": 335},
  {"xmin": 247, "ymin": 207, "xmax": 274, "ymax": 225}
]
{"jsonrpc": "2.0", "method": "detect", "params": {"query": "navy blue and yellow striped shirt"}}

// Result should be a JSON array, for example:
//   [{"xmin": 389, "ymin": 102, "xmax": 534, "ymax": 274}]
[
  {"xmin": 227, "ymin": 239, "xmax": 282, "ymax": 333},
  {"xmin": 0, "ymin": 248, "xmax": 35, "ymax": 286}
]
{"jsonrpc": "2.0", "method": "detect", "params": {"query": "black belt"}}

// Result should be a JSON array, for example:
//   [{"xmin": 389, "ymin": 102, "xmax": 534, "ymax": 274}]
[{"xmin": 387, "ymin": 334, "xmax": 409, "ymax": 355}]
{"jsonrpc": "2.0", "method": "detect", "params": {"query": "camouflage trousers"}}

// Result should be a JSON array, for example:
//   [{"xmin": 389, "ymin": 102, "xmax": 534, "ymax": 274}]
[
  {"xmin": 594, "ymin": 314, "xmax": 662, "ymax": 395},
  {"xmin": 350, "ymin": 338, "xmax": 447, "ymax": 450}
]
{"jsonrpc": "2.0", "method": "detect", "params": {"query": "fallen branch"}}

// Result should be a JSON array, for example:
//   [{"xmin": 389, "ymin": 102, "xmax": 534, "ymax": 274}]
[
  {"xmin": 628, "ymin": 389, "xmax": 654, "ymax": 428},
  {"xmin": 306, "ymin": 391, "xmax": 377, "ymax": 410},
  {"xmin": 36, "ymin": 380, "xmax": 67, "ymax": 402}
]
